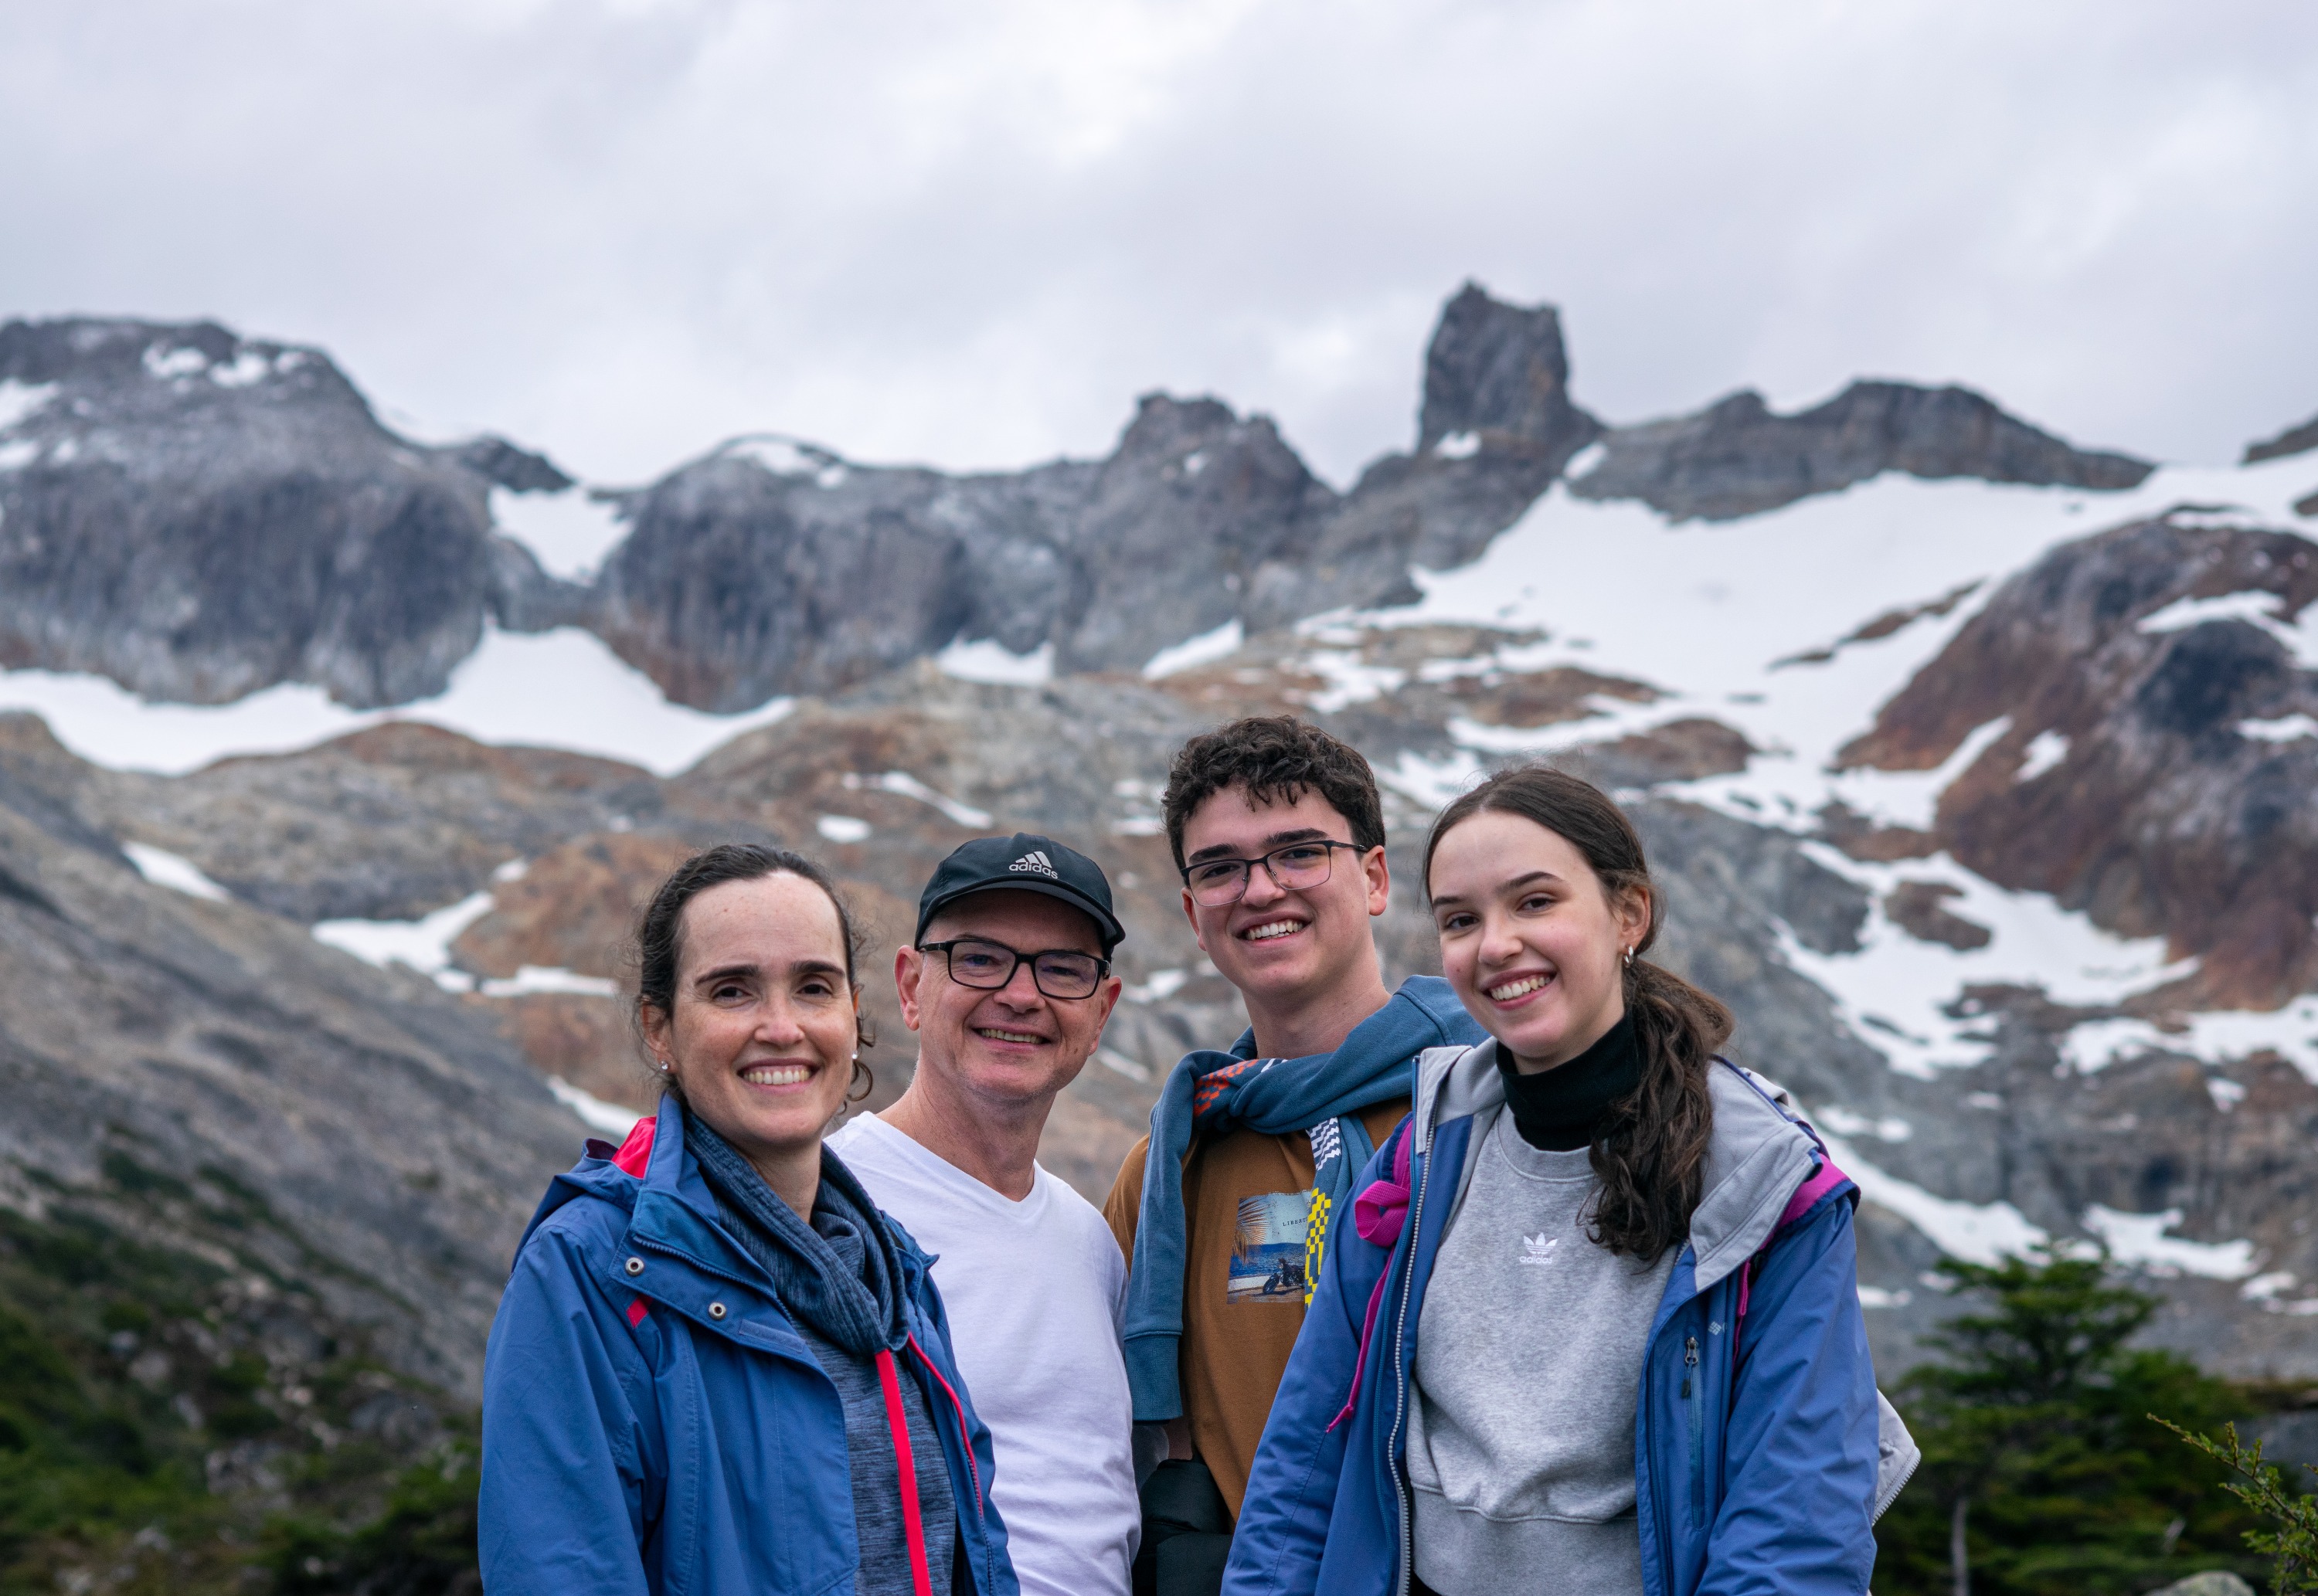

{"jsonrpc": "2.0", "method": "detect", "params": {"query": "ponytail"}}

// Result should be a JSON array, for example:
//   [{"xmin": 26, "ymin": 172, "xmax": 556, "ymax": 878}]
[{"xmin": 1424, "ymin": 766, "xmax": 1730, "ymax": 1260}]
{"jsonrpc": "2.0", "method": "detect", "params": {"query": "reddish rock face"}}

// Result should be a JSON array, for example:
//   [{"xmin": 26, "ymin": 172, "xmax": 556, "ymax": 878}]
[
  {"xmin": 1840, "ymin": 515, "xmax": 2318, "ymax": 1007},
  {"xmin": 1882, "ymin": 880, "xmax": 1993, "ymax": 950}
]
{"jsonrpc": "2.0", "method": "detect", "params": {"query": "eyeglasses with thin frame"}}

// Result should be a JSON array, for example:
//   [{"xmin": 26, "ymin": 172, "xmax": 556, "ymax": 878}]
[
  {"xmin": 918, "ymin": 936, "xmax": 1110, "ymax": 1000},
  {"xmin": 1179, "ymin": 838, "xmax": 1367, "ymax": 908}
]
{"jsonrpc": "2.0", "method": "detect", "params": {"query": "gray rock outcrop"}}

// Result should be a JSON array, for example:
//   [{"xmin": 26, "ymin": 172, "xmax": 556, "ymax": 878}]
[
  {"xmin": 1569, "ymin": 380, "xmax": 2153, "ymax": 522},
  {"xmin": 588, "ymin": 287, "xmax": 1604, "ymax": 708},
  {"xmin": 2245, "ymin": 409, "xmax": 2318, "ymax": 465},
  {"xmin": 0, "ymin": 318, "xmax": 526, "ymax": 707},
  {"xmin": 0, "ymin": 712, "xmax": 582, "ymax": 1397}
]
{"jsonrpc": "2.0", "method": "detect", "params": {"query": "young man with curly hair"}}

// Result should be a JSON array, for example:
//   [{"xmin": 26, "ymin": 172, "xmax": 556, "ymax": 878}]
[{"xmin": 1104, "ymin": 717, "xmax": 1483, "ymax": 1596}]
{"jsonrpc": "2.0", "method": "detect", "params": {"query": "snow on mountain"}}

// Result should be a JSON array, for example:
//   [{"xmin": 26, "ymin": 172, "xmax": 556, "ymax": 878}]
[{"xmin": 0, "ymin": 284, "xmax": 2313, "ymax": 1377}]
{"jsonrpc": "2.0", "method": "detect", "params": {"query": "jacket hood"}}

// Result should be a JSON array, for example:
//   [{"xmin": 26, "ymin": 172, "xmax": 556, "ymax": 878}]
[{"xmin": 1412, "ymin": 1038, "xmax": 1823, "ymax": 1292}]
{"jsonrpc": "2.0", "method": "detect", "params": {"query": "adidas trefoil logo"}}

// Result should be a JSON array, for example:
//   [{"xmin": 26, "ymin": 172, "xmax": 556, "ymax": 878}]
[
  {"xmin": 1009, "ymin": 851, "xmax": 1059, "ymax": 879},
  {"xmin": 1519, "ymin": 1233, "xmax": 1558, "ymax": 1267}
]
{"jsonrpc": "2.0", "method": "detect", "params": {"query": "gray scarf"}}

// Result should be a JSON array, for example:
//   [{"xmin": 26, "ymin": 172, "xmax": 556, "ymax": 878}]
[{"xmin": 687, "ymin": 1113, "xmax": 904, "ymax": 1359}]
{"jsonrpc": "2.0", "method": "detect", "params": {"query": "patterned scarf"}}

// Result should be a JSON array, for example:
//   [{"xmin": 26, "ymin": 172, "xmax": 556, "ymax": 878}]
[{"xmin": 1120, "ymin": 976, "xmax": 1482, "ymax": 1421}]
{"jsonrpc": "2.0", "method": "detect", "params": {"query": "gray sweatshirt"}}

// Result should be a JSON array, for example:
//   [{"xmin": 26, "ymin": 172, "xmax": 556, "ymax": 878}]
[{"xmin": 1405, "ymin": 1112, "xmax": 1675, "ymax": 1594}]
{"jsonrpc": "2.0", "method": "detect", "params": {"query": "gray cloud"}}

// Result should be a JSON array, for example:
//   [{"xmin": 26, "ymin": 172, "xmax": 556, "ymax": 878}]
[{"xmin": 3, "ymin": 0, "xmax": 2313, "ymax": 487}]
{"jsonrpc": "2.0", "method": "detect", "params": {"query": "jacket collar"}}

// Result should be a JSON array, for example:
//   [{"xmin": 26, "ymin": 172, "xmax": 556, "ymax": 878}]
[
  {"xmin": 518, "ymin": 1095, "xmax": 936, "ymax": 1304},
  {"xmin": 1412, "ymin": 1040, "xmax": 1821, "ymax": 1292}
]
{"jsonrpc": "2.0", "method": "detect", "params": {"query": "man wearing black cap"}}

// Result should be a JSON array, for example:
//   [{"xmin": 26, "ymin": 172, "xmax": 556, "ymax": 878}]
[{"xmin": 827, "ymin": 833, "xmax": 1139, "ymax": 1596}]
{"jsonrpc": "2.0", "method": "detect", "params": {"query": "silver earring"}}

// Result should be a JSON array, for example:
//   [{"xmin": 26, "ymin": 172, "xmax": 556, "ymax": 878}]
[{"xmin": 1623, "ymin": 946, "xmax": 1633, "ymax": 967}]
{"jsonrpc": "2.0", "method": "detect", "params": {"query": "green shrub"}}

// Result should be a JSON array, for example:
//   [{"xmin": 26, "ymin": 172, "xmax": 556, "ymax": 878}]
[{"xmin": 1874, "ymin": 1244, "xmax": 2262, "ymax": 1594}]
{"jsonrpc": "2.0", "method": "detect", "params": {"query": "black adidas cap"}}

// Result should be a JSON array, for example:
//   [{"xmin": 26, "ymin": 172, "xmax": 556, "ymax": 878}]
[{"xmin": 913, "ymin": 832, "xmax": 1126, "ymax": 954}]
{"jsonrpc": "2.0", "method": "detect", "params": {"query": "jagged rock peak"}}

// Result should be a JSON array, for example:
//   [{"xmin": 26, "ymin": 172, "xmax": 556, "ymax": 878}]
[
  {"xmin": 1418, "ymin": 282, "xmax": 1599, "ymax": 457},
  {"xmin": 1569, "ymin": 379, "xmax": 2154, "ymax": 523},
  {"xmin": 2245, "ymin": 408, "xmax": 2318, "ymax": 466}
]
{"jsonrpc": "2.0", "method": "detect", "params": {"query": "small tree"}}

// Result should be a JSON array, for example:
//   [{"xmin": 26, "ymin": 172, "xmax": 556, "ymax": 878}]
[
  {"xmin": 1874, "ymin": 1245, "xmax": 2261, "ymax": 1595},
  {"xmin": 2157, "ymin": 1420, "xmax": 2318, "ymax": 1595}
]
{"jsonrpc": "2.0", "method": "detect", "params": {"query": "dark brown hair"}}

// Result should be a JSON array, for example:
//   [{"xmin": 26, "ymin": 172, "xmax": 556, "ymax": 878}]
[
  {"xmin": 1163, "ymin": 715, "xmax": 1386, "ymax": 874},
  {"xmin": 633, "ymin": 843, "xmax": 876, "ymax": 1101},
  {"xmin": 1423, "ymin": 766, "xmax": 1731, "ymax": 1261}
]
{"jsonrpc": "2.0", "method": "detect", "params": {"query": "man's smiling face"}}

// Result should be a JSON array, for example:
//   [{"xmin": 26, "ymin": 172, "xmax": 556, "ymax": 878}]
[
  {"xmin": 1178, "ymin": 783, "xmax": 1388, "ymax": 1016},
  {"xmin": 896, "ymin": 888, "xmax": 1121, "ymax": 1109}
]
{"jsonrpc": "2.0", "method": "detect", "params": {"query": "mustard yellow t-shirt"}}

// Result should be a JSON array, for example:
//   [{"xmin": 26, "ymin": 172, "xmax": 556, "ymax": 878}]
[{"xmin": 1103, "ymin": 1100, "xmax": 1410, "ymax": 1520}]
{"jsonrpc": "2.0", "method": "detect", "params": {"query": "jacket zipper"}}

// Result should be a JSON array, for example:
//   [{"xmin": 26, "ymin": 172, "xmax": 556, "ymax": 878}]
[
  {"xmin": 1388, "ymin": 1119, "xmax": 1435, "ymax": 1596},
  {"xmin": 1684, "ymin": 1336, "xmax": 1705, "ymax": 1520}
]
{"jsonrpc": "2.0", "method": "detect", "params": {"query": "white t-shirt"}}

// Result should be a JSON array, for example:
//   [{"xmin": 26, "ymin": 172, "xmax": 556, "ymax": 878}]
[{"xmin": 827, "ymin": 1111, "xmax": 1139, "ymax": 1596}]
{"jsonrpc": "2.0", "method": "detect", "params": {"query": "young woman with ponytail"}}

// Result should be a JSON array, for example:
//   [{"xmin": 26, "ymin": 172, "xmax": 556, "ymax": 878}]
[{"xmin": 1222, "ymin": 767, "xmax": 1908, "ymax": 1596}]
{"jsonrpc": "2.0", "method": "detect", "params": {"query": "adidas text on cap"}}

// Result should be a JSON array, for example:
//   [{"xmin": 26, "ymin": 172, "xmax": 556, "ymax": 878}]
[{"xmin": 913, "ymin": 831, "xmax": 1125, "ymax": 953}]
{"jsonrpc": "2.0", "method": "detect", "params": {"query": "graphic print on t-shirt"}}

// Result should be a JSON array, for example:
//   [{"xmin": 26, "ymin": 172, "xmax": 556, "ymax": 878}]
[{"xmin": 1228, "ymin": 1191, "xmax": 1311, "ymax": 1302}]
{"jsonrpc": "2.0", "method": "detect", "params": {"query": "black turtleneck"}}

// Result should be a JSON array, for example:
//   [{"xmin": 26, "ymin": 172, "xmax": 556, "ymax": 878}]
[{"xmin": 1495, "ymin": 1011, "xmax": 1642, "ymax": 1152}]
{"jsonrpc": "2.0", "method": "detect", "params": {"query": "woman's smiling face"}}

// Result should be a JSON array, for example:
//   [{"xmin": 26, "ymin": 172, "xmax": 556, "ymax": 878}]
[
  {"xmin": 642, "ymin": 871, "xmax": 861, "ymax": 1170},
  {"xmin": 1428, "ymin": 808, "xmax": 1650, "ymax": 1074}
]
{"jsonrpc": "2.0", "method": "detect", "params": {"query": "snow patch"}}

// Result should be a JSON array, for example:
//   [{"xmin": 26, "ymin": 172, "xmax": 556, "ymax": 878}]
[
  {"xmin": 1297, "ymin": 650, "xmax": 1407, "ymax": 713},
  {"xmin": 1562, "ymin": 440, "xmax": 1606, "ymax": 480},
  {"xmin": 1779, "ymin": 847, "xmax": 2191, "ymax": 1078},
  {"xmin": 2081, "ymin": 1205, "xmax": 2257, "ymax": 1279},
  {"xmin": 0, "ymin": 381, "xmax": 58, "ymax": 432},
  {"xmin": 1433, "ymin": 431, "xmax": 1480, "ymax": 460},
  {"xmin": 2016, "ymin": 729, "xmax": 2069, "ymax": 783},
  {"xmin": 547, "ymin": 1076, "xmax": 643, "ymax": 1137},
  {"xmin": 2238, "ymin": 714, "xmax": 2318, "ymax": 743},
  {"xmin": 0, "ymin": 438, "xmax": 39, "ymax": 472},
  {"xmin": 1096, "ymin": 1047, "xmax": 1151, "ymax": 1082},
  {"xmin": 816, "ymin": 814, "xmax": 872, "ymax": 843},
  {"xmin": 1830, "ymin": 1136, "xmax": 2049, "ymax": 1267},
  {"xmin": 313, "ymin": 891, "xmax": 495, "ymax": 988},
  {"xmin": 491, "ymin": 487, "xmax": 630, "ymax": 582},
  {"xmin": 1127, "ymin": 968, "xmax": 1190, "ymax": 1003},
  {"xmin": 2060, "ymin": 997, "xmax": 2318, "ymax": 1085},
  {"xmin": 1827, "ymin": 716, "xmax": 2011, "ymax": 832},
  {"xmin": 937, "ymin": 638, "xmax": 1055, "ymax": 685},
  {"xmin": 0, "ymin": 626, "xmax": 797, "ymax": 778},
  {"xmin": 123, "ymin": 842, "xmax": 232, "ymax": 903},
  {"xmin": 141, "ymin": 344, "xmax": 207, "ymax": 379},
  {"xmin": 2139, "ymin": 589, "xmax": 2318, "ymax": 668},
  {"xmin": 480, "ymin": 966, "xmax": 620, "ymax": 998},
  {"xmin": 722, "ymin": 435, "xmax": 848, "ymax": 490},
  {"xmin": 1815, "ymin": 1105, "xmax": 1912, "ymax": 1142},
  {"xmin": 1144, "ymin": 620, "xmax": 1244, "ymax": 679},
  {"xmin": 841, "ymin": 770, "xmax": 992, "ymax": 827},
  {"xmin": 208, "ymin": 349, "xmax": 273, "ymax": 389}
]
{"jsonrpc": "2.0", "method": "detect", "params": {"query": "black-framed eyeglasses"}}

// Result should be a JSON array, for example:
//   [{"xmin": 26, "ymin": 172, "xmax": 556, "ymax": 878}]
[
  {"xmin": 1179, "ymin": 839, "xmax": 1367, "ymax": 907},
  {"xmin": 918, "ymin": 937, "xmax": 1110, "ymax": 1000}
]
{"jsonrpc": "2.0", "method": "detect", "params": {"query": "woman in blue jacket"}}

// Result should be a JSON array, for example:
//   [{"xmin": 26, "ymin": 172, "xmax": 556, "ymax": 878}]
[
  {"xmin": 1225, "ymin": 768, "xmax": 1903, "ymax": 1596},
  {"xmin": 481, "ymin": 843, "xmax": 1016, "ymax": 1596}
]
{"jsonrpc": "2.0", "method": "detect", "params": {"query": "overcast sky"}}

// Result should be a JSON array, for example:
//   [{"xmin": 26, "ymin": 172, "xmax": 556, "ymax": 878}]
[{"xmin": 5, "ymin": 0, "xmax": 2313, "ymax": 489}]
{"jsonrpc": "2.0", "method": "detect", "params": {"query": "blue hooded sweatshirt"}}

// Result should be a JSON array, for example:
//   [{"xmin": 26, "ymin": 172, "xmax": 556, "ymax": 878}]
[
  {"xmin": 1224, "ymin": 1042, "xmax": 1912, "ymax": 1596},
  {"xmin": 479, "ymin": 1096, "xmax": 1018, "ymax": 1596}
]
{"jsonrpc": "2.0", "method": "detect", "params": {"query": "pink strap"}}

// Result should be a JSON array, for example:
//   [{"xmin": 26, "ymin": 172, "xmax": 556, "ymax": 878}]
[
  {"xmin": 1331, "ymin": 1126, "xmax": 1416, "ymax": 1431},
  {"xmin": 1778, "ymin": 1156, "xmax": 1847, "ymax": 1228},
  {"xmin": 908, "ymin": 1333, "xmax": 984, "ymax": 1508},
  {"xmin": 875, "ymin": 1350, "xmax": 936, "ymax": 1596},
  {"xmin": 1734, "ymin": 1153, "xmax": 1849, "ymax": 1337}
]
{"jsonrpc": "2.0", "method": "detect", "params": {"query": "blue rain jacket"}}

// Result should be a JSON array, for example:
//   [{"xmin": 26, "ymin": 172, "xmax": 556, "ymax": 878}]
[
  {"xmin": 480, "ymin": 1100, "xmax": 1018, "ymax": 1596},
  {"xmin": 1225, "ymin": 1045, "xmax": 1890, "ymax": 1596}
]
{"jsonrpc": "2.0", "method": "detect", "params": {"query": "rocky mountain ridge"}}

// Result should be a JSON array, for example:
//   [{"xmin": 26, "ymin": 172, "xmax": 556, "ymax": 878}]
[{"xmin": 2, "ymin": 284, "xmax": 2163, "ymax": 713}]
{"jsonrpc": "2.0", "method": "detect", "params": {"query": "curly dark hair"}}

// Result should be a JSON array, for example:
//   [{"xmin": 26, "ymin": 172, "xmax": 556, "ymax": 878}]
[
  {"xmin": 631, "ymin": 843, "xmax": 877, "ymax": 1102},
  {"xmin": 1162, "ymin": 716, "xmax": 1387, "ymax": 874},
  {"xmin": 1424, "ymin": 766, "xmax": 1732, "ymax": 1262}
]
